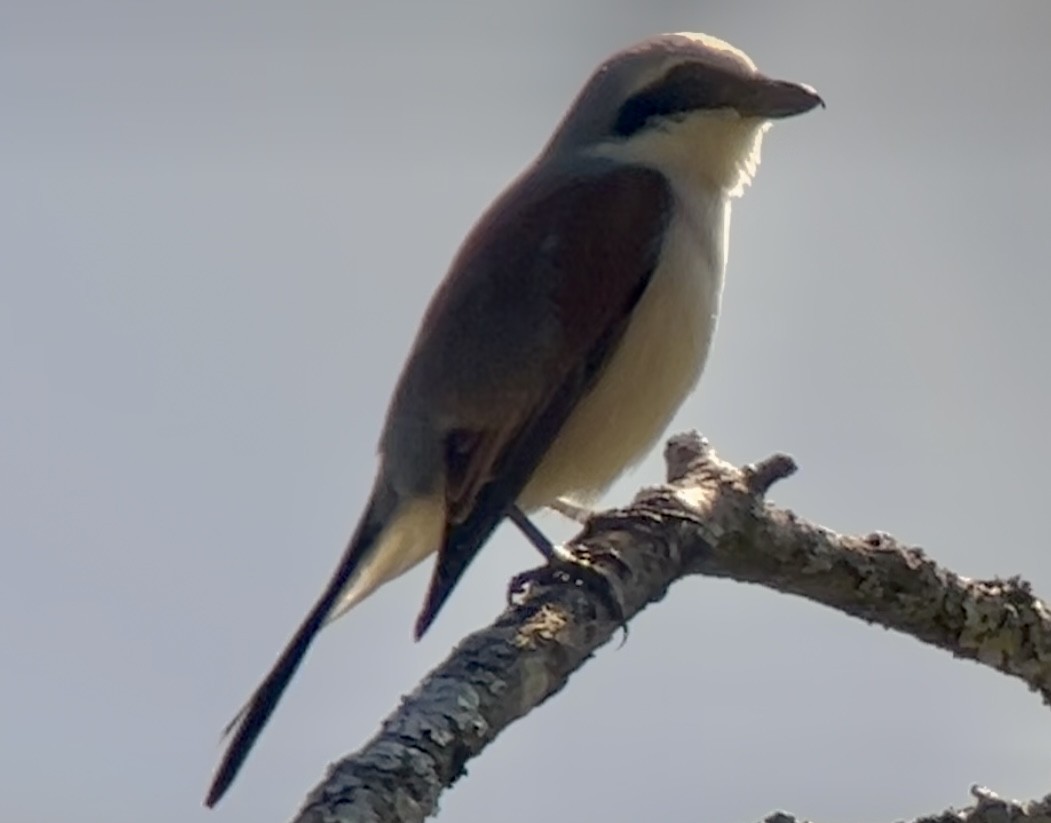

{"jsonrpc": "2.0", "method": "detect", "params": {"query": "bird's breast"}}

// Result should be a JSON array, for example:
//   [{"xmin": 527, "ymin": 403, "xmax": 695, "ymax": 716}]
[{"xmin": 521, "ymin": 184, "xmax": 730, "ymax": 508}]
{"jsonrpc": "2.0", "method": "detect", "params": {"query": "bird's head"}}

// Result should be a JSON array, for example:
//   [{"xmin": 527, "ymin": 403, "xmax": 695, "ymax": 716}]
[{"xmin": 546, "ymin": 32, "xmax": 823, "ymax": 196}]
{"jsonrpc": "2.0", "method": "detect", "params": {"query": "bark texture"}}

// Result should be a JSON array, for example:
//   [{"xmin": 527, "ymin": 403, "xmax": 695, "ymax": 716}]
[{"xmin": 290, "ymin": 432, "xmax": 1051, "ymax": 823}]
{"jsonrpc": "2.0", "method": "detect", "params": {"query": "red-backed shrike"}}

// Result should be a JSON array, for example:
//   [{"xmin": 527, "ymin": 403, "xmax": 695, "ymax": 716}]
[{"xmin": 206, "ymin": 32, "xmax": 822, "ymax": 806}]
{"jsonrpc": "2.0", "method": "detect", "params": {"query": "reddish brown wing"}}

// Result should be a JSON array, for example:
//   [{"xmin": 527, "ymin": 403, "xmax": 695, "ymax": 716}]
[
  {"xmin": 205, "ymin": 160, "xmax": 675, "ymax": 809},
  {"xmin": 415, "ymin": 159, "xmax": 674, "ymax": 637}
]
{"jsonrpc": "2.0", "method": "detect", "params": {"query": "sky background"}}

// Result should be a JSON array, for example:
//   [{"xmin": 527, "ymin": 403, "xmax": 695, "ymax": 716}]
[{"xmin": 4, "ymin": 2, "xmax": 1051, "ymax": 822}]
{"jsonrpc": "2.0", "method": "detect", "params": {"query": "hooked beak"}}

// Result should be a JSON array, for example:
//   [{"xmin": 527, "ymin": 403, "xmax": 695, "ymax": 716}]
[{"xmin": 739, "ymin": 77, "xmax": 825, "ymax": 119}]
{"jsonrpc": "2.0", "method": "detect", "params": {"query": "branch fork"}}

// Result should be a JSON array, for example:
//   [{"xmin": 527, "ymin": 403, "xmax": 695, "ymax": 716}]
[{"xmin": 291, "ymin": 431, "xmax": 1051, "ymax": 823}]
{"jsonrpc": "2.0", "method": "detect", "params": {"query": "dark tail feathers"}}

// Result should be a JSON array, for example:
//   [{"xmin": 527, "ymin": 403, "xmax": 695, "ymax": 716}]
[{"xmin": 204, "ymin": 496, "xmax": 387, "ymax": 807}]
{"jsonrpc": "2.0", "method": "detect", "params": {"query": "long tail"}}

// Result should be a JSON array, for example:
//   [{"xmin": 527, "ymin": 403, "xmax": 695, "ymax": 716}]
[{"xmin": 204, "ymin": 492, "xmax": 390, "ymax": 808}]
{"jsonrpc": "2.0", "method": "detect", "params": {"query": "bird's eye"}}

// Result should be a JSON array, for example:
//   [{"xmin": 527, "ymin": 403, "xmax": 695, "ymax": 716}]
[
  {"xmin": 613, "ymin": 66, "xmax": 727, "ymax": 137},
  {"xmin": 614, "ymin": 86, "xmax": 687, "ymax": 137}
]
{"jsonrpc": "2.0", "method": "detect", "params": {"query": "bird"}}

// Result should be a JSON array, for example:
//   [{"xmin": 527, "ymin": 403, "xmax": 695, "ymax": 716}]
[{"xmin": 205, "ymin": 31, "xmax": 822, "ymax": 807}]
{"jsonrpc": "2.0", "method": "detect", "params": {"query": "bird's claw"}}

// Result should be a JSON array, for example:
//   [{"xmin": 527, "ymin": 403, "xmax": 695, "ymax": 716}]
[{"xmin": 508, "ymin": 542, "xmax": 630, "ymax": 642}]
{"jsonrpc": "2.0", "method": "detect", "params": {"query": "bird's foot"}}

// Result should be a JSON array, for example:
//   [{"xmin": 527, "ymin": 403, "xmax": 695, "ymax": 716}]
[
  {"xmin": 546, "ymin": 497, "xmax": 594, "ymax": 525},
  {"xmin": 507, "ymin": 506, "xmax": 557, "ymax": 559},
  {"xmin": 508, "ymin": 541, "xmax": 630, "ymax": 641}
]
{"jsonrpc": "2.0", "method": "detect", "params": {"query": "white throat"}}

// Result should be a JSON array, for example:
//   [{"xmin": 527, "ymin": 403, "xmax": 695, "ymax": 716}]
[{"xmin": 591, "ymin": 111, "xmax": 770, "ymax": 198}]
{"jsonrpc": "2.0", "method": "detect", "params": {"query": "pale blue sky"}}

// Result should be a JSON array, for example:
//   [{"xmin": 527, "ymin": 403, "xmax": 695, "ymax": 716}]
[{"xmin": 4, "ymin": 3, "xmax": 1051, "ymax": 822}]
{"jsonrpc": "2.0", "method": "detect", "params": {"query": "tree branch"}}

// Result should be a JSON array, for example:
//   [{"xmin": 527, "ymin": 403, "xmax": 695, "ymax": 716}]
[
  {"xmin": 290, "ymin": 432, "xmax": 1051, "ymax": 823},
  {"xmin": 765, "ymin": 785, "xmax": 1051, "ymax": 823}
]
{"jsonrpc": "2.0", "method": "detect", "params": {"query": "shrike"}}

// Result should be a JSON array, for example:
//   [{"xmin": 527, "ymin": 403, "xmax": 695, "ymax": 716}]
[{"xmin": 206, "ymin": 31, "xmax": 822, "ymax": 806}]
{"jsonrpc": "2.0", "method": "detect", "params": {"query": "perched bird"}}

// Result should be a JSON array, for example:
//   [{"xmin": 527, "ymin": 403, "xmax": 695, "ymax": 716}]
[{"xmin": 206, "ymin": 31, "xmax": 822, "ymax": 807}]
